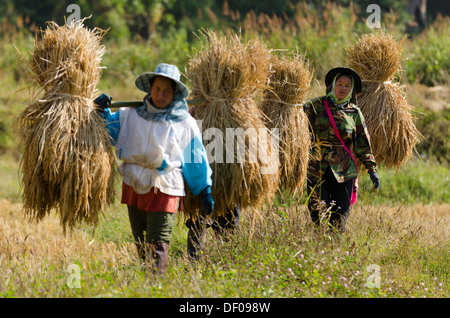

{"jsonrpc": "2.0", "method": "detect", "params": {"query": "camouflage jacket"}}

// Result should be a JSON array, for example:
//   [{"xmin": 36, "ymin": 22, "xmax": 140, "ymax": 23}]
[{"xmin": 304, "ymin": 96, "xmax": 377, "ymax": 183}]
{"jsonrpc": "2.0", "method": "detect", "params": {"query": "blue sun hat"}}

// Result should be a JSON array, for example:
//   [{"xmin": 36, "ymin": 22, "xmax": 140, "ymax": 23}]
[{"xmin": 135, "ymin": 63, "xmax": 190, "ymax": 98}]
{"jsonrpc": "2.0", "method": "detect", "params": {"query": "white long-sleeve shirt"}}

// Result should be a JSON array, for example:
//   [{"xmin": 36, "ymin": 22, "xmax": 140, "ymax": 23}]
[{"xmin": 101, "ymin": 106, "xmax": 212, "ymax": 197}]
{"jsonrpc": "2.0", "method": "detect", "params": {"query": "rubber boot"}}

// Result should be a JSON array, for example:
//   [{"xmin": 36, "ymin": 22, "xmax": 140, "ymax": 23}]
[{"xmin": 150, "ymin": 242, "xmax": 169, "ymax": 275}]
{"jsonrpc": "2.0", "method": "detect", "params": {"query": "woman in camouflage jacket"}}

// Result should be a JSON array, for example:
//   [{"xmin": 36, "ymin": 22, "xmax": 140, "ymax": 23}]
[{"xmin": 304, "ymin": 67, "xmax": 380, "ymax": 233}]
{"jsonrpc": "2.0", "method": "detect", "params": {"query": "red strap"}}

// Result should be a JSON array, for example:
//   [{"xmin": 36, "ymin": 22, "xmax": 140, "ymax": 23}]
[{"xmin": 323, "ymin": 100, "xmax": 358, "ymax": 173}]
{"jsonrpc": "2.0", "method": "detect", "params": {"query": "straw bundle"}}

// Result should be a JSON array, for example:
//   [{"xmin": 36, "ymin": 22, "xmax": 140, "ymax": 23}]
[
  {"xmin": 184, "ymin": 30, "xmax": 280, "ymax": 218},
  {"xmin": 346, "ymin": 32, "xmax": 419, "ymax": 169},
  {"xmin": 16, "ymin": 21, "xmax": 116, "ymax": 232},
  {"xmin": 259, "ymin": 53, "xmax": 313, "ymax": 196}
]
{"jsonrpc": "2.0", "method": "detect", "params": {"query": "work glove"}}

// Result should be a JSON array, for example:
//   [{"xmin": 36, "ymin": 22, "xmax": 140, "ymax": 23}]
[
  {"xmin": 200, "ymin": 186, "xmax": 214, "ymax": 216},
  {"xmin": 185, "ymin": 187, "xmax": 214, "ymax": 229},
  {"xmin": 369, "ymin": 171, "xmax": 380, "ymax": 190},
  {"xmin": 94, "ymin": 93, "xmax": 113, "ymax": 109}
]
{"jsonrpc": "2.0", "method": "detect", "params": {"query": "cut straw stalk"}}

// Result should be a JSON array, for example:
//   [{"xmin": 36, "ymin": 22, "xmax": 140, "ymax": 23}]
[
  {"xmin": 259, "ymin": 53, "xmax": 313, "ymax": 195},
  {"xmin": 16, "ymin": 21, "xmax": 115, "ymax": 232},
  {"xmin": 347, "ymin": 32, "xmax": 407, "ymax": 82},
  {"xmin": 346, "ymin": 32, "xmax": 419, "ymax": 170},
  {"xmin": 357, "ymin": 81, "xmax": 419, "ymax": 168},
  {"xmin": 183, "ymin": 30, "xmax": 279, "ymax": 218}
]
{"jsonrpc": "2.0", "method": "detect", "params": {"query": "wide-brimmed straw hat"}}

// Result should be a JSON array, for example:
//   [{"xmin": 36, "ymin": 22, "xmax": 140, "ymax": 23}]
[
  {"xmin": 325, "ymin": 67, "xmax": 362, "ymax": 93},
  {"xmin": 135, "ymin": 63, "xmax": 190, "ymax": 98}
]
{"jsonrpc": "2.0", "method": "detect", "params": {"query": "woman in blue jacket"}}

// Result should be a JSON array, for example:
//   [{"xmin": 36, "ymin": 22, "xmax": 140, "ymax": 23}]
[{"xmin": 96, "ymin": 63, "xmax": 213, "ymax": 275}]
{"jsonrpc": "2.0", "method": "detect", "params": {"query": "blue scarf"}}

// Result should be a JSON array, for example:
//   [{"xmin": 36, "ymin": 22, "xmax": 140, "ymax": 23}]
[{"xmin": 136, "ymin": 93, "xmax": 189, "ymax": 122}]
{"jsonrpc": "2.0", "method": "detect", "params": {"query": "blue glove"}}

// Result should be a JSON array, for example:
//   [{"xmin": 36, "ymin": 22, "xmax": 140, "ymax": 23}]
[
  {"xmin": 200, "ymin": 186, "xmax": 214, "ymax": 216},
  {"xmin": 369, "ymin": 171, "xmax": 380, "ymax": 190},
  {"xmin": 157, "ymin": 158, "xmax": 168, "ymax": 171},
  {"xmin": 94, "ymin": 93, "xmax": 113, "ymax": 109}
]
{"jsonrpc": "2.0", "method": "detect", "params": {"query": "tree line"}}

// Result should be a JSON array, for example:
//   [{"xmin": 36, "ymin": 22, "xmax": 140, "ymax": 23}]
[{"xmin": 1, "ymin": 0, "xmax": 426, "ymax": 40}]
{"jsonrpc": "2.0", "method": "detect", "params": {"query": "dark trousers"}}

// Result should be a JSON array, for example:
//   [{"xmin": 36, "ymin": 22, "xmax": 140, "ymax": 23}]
[
  {"xmin": 186, "ymin": 205, "xmax": 241, "ymax": 259},
  {"xmin": 127, "ymin": 205, "xmax": 176, "ymax": 245},
  {"xmin": 212, "ymin": 204, "xmax": 241, "ymax": 233},
  {"xmin": 127, "ymin": 206, "xmax": 176, "ymax": 274},
  {"xmin": 307, "ymin": 167, "xmax": 354, "ymax": 233}
]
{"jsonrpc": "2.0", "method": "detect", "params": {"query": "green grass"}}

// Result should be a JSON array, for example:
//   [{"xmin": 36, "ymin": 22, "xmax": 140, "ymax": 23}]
[
  {"xmin": 358, "ymin": 159, "xmax": 450, "ymax": 205},
  {"xmin": 273, "ymin": 158, "xmax": 450, "ymax": 208},
  {"xmin": 1, "ymin": 153, "xmax": 448, "ymax": 298},
  {"xmin": 1, "ymin": 155, "xmax": 448, "ymax": 299},
  {"xmin": 0, "ymin": 152, "xmax": 22, "ymax": 202},
  {"xmin": 3, "ymin": 202, "xmax": 446, "ymax": 298}
]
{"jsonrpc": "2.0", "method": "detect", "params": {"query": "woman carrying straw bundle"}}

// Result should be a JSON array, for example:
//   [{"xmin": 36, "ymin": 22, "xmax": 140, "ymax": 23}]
[
  {"xmin": 259, "ymin": 53, "xmax": 312, "ymax": 196},
  {"xmin": 304, "ymin": 67, "xmax": 380, "ymax": 233},
  {"xmin": 346, "ymin": 33, "xmax": 419, "ymax": 169},
  {"xmin": 187, "ymin": 105, "xmax": 241, "ymax": 258},
  {"xmin": 95, "ymin": 63, "xmax": 214, "ymax": 275},
  {"xmin": 184, "ymin": 31, "xmax": 279, "ymax": 259}
]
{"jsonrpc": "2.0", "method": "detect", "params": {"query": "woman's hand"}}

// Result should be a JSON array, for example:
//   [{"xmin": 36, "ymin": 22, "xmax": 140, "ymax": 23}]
[
  {"xmin": 200, "ymin": 186, "xmax": 214, "ymax": 215},
  {"xmin": 369, "ymin": 171, "xmax": 380, "ymax": 190},
  {"xmin": 94, "ymin": 93, "xmax": 113, "ymax": 109}
]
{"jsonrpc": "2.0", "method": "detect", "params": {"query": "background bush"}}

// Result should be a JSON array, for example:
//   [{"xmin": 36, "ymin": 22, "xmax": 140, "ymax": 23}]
[{"xmin": 414, "ymin": 107, "xmax": 450, "ymax": 165}]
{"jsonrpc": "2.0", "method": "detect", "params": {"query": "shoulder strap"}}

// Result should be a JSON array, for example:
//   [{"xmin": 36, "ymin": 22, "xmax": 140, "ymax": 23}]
[{"xmin": 323, "ymin": 99, "xmax": 358, "ymax": 173}]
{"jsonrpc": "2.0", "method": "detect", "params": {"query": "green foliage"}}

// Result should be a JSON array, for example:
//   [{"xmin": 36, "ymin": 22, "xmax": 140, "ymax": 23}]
[
  {"xmin": 357, "ymin": 160, "xmax": 450, "ymax": 205},
  {"xmin": 0, "ymin": 0, "xmax": 68, "ymax": 27},
  {"xmin": 2, "ymin": 0, "xmax": 450, "ymax": 86},
  {"xmin": 405, "ymin": 17, "xmax": 450, "ymax": 85},
  {"xmin": 280, "ymin": 158, "xmax": 450, "ymax": 207},
  {"xmin": 216, "ymin": 0, "xmax": 298, "ymax": 17},
  {"xmin": 100, "ymin": 26, "xmax": 195, "ymax": 91},
  {"xmin": 1, "ymin": 0, "xmax": 177, "ymax": 40},
  {"xmin": 414, "ymin": 107, "xmax": 450, "ymax": 165}
]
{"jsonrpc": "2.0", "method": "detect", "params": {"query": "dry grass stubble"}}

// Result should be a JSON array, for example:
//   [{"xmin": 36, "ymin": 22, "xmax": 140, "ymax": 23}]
[
  {"xmin": 0, "ymin": 199, "xmax": 134, "ymax": 296},
  {"xmin": 1, "ymin": 197, "xmax": 448, "ymax": 296}
]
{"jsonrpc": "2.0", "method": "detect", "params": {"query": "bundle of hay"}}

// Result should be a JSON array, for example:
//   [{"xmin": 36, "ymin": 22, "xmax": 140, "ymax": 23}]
[
  {"xmin": 16, "ymin": 21, "xmax": 116, "ymax": 232},
  {"xmin": 346, "ymin": 32, "xmax": 419, "ymax": 170},
  {"xmin": 184, "ymin": 30, "xmax": 280, "ymax": 218},
  {"xmin": 259, "ymin": 52, "xmax": 313, "ymax": 196}
]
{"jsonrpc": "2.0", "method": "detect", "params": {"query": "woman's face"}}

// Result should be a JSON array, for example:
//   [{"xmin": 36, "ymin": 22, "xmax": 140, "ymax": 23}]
[
  {"xmin": 334, "ymin": 75, "xmax": 352, "ymax": 100},
  {"xmin": 150, "ymin": 76, "xmax": 176, "ymax": 109}
]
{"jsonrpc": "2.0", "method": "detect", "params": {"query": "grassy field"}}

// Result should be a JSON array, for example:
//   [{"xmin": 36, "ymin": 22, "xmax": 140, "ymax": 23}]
[
  {"xmin": 0, "ymin": 197, "xmax": 448, "ymax": 298},
  {"xmin": 0, "ymin": 146, "xmax": 448, "ymax": 298},
  {"xmin": 0, "ymin": 77, "xmax": 448, "ymax": 301},
  {"xmin": 0, "ymin": 70, "xmax": 448, "ymax": 300},
  {"xmin": 0, "ymin": 11, "xmax": 449, "ymax": 301}
]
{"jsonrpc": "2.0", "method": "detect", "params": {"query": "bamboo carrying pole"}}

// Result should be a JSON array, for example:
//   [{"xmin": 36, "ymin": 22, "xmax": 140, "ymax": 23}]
[{"xmin": 109, "ymin": 99, "xmax": 205, "ymax": 108}]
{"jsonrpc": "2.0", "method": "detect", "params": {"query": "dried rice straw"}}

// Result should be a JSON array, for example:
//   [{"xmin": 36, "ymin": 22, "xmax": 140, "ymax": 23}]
[
  {"xmin": 346, "ymin": 32, "xmax": 419, "ymax": 169},
  {"xmin": 16, "ymin": 20, "xmax": 116, "ymax": 232},
  {"xmin": 184, "ymin": 30, "xmax": 280, "ymax": 219},
  {"xmin": 259, "ymin": 52, "xmax": 313, "ymax": 196}
]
